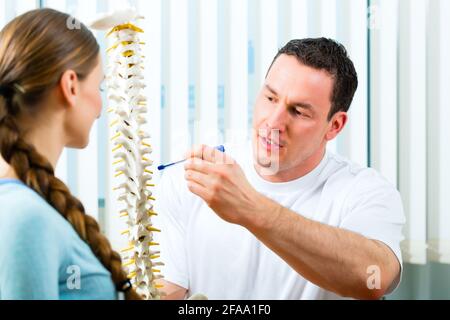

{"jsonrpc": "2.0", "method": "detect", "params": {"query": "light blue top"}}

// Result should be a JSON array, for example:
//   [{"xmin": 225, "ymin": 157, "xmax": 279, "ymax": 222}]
[{"xmin": 0, "ymin": 179, "xmax": 117, "ymax": 300}]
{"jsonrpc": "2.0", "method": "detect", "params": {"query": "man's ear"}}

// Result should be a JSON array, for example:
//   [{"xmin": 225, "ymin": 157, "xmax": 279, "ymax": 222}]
[
  {"xmin": 59, "ymin": 70, "xmax": 79, "ymax": 108},
  {"xmin": 325, "ymin": 111, "xmax": 348, "ymax": 141}
]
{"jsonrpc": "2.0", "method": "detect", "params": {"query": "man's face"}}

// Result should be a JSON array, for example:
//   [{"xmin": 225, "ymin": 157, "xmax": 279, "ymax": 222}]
[{"xmin": 252, "ymin": 54, "xmax": 344, "ymax": 178}]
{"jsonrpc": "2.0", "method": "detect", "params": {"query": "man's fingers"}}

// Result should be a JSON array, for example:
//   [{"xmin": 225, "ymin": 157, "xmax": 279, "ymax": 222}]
[
  {"xmin": 198, "ymin": 145, "xmax": 234, "ymax": 165},
  {"xmin": 184, "ymin": 144, "xmax": 233, "ymax": 165},
  {"xmin": 184, "ymin": 158, "xmax": 216, "ymax": 175},
  {"xmin": 184, "ymin": 144, "xmax": 206, "ymax": 160},
  {"xmin": 185, "ymin": 169, "xmax": 209, "ymax": 188},
  {"xmin": 200, "ymin": 145, "xmax": 223, "ymax": 163},
  {"xmin": 186, "ymin": 180, "xmax": 210, "ymax": 201}
]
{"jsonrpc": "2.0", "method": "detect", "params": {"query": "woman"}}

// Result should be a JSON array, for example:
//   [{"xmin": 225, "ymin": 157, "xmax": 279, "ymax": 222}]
[{"xmin": 0, "ymin": 8, "xmax": 141, "ymax": 299}]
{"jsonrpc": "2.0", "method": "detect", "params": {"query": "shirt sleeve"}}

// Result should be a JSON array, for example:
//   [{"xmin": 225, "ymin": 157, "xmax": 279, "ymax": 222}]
[
  {"xmin": 339, "ymin": 170, "xmax": 406, "ymax": 294},
  {"xmin": 0, "ymin": 205, "xmax": 62, "ymax": 299},
  {"xmin": 153, "ymin": 166, "xmax": 190, "ymax": 290}
]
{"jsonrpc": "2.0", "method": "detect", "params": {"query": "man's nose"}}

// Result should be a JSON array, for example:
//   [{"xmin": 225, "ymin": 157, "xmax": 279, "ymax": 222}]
[{"xmin": 266, "ymin": 104, "xmax": 289, "ymax": 132}]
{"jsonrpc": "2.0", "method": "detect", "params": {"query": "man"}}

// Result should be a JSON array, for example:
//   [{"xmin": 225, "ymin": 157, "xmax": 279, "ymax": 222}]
[{"xmin": 154, "ymin": 38, "xmax": 405, "ymax": 300}]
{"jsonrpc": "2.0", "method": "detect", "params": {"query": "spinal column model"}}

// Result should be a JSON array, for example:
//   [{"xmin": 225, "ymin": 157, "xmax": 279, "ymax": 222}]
[{"xmin": 90, "ymin": 9, "xmax": 164, "ymax": 300}]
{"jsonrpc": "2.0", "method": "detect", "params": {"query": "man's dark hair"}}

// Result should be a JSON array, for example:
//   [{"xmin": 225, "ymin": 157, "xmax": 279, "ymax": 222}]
[{"xmin": 268, "ymin": 38, "xmax": 358, "ymax": 121}]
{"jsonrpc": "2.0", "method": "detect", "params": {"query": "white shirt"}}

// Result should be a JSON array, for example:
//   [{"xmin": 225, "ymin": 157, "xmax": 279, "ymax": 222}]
[{"xmin": 154, "ymin": 142, "xmax": 405, "ymax": 300}]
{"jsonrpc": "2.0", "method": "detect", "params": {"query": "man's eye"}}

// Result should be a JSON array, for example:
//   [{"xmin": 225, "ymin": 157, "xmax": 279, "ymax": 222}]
[
  {"xmin": 293, "ymin": 108, "xmax": 308, "ymax": 118},
  {"xmin": 267, "ymin": 96, "xmax": 274, "ymax": 102}
]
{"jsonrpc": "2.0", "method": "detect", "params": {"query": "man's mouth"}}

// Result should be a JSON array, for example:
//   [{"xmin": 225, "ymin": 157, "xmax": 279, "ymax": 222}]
[{"xmin": 258, "ymin": 134, "xmax": 284, "ymax": 150}]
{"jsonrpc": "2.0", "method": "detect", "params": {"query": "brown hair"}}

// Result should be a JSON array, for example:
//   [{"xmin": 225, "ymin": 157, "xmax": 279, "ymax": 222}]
[
  {"xmin": 268, "ymin": 38, "xmax": 358, "ymax": 121},
  {"xmin": 0, "ymin": 8, "xmax": 141, "ymax": 299}
]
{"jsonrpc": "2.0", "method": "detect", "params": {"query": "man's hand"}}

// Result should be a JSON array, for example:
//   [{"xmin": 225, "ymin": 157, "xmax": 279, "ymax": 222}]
[
  {"xmin": 157, "ymin": 280, "xmax": 187, "ymax": 300},
  {"xmin": 184, "ymin": 144, "xmax": 272, "ymax": 227}
]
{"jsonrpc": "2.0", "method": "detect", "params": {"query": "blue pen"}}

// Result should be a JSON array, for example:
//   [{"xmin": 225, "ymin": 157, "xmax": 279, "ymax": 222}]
[{"xmin": 157, "ymin": 145, "xmax": 226, "ymax": 171}]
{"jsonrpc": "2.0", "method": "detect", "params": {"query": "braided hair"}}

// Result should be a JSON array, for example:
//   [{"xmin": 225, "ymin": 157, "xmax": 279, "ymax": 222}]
[{"xmin": 0, "ymin": 8, "xmax": 141, "ymax": 300}]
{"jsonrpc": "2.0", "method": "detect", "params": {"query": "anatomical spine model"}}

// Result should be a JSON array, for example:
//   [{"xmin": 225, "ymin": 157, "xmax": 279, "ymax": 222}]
[{"xmin": 90, "ymin": 9, "xmax": 164, "ymax": 300}]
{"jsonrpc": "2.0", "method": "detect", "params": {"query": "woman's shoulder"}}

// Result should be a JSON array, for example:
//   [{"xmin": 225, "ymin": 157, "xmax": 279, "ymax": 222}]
[
  {"xmin": 1, "ymin": 180, "xmax": 58, "ymax": 219},
  {"xmin": 0, "ymin": 180, "xmax": 70, "ymax": 243}
]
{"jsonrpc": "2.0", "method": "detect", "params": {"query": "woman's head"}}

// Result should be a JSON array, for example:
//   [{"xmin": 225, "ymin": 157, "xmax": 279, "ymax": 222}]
[
  {"xmin": 0, "ymin": 8, "xmax": 103, "ymax": 148},
  {"xmin": 0, "ymin": 8, "xmax": 141, "ymax": 299}
]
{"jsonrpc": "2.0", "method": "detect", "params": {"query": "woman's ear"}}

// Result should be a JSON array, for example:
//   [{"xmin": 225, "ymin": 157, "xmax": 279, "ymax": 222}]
[{"xmin": 59, "ymin": 70, "xmax": 79, "ymax": 108}]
